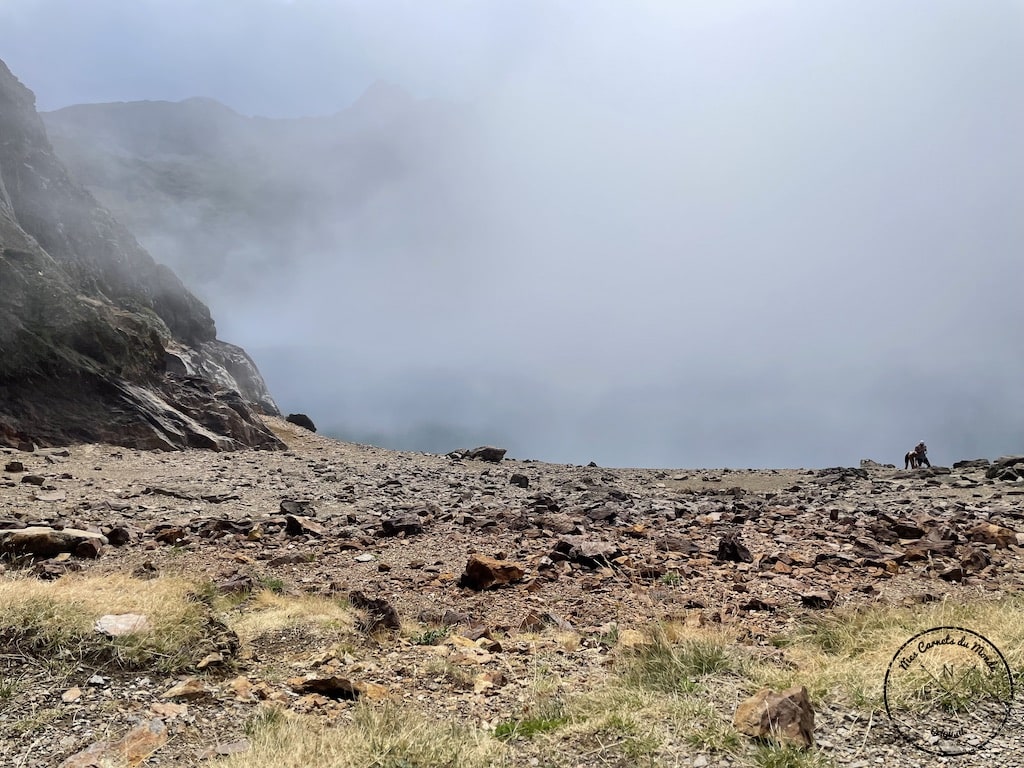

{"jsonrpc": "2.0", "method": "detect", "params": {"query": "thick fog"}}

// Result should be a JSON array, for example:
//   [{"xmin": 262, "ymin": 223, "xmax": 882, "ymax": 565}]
[{"xmin": 2, "ymin": 1, "xmax": 1023, "ymax": 467}]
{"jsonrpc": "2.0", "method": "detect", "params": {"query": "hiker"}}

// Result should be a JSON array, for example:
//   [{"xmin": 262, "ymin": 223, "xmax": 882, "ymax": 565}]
[{"xmin": 913, "ymin": 441, "xmax": 930, "ymax": 468}]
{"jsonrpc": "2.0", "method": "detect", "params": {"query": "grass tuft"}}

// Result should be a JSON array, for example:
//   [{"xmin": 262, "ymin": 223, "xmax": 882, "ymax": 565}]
[
  {"xmin": 230, "ymin": 590, "xmax": 356, "ymax": 644},
  {"xmin": 617, "ymin": 630, "xmax": 736, "ymax": 693},
  {"xmin": 215, "ymin": 702, "xmax": 505, "ymax": 768},
  {"xmin": 493, "ymin": 714, "xmax": 568, "ymax": 741},
  {"xmin": 751, "ymin": 743, "xmax": 835, "ymax": 768},
  {"xmin": 763, "ymin": 594, "xmax": 1024, "ymax": 707},
  {"xmin": 0, "ymin": 573, "xmax": 222, "ymax": 673}
]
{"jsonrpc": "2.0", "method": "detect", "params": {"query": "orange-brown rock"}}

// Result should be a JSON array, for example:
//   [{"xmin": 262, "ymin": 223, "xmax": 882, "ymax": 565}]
[
  {"xmin": 733, "ymin": 685, "xmax": 815, "ymax": 748},
  {"xmin": 459, "ymin": 554, "xmax": 525, "ymax": 590}
]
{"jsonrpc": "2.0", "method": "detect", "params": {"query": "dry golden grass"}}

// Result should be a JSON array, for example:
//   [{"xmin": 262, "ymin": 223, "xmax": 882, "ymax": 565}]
[
  {"xmin": 761, "ymin": 593, "xmax": 1024, "ymax": 707},
  {"xmin": 0, "ymin": 572, "xmax": 212, "ymax": 672},
  {"xmin": 4, "ymin": 564, "xmax": 1017, "ymax": 768},
  {"xmin": 213, "ymin": 703, "xmax": 506, "ymax": 768},
  {"xmin": 227, "ymin": 590, "xmax": 358, "ymax": 669},
  {"xmin": 230, "ymin": 590, "xmax": 356, "ymax": 642}
]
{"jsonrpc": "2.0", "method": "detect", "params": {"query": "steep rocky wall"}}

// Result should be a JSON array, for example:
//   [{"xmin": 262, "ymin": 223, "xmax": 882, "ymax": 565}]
[{"xmin": 0, "ymin": 59, "xmax": 281, "ymax": 451}]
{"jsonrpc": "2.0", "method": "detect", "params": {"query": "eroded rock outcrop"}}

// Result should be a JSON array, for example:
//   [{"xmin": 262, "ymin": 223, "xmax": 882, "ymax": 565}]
[{"xmin": 0, "ymin": 58, "xmax": 282, "ymax": 451}]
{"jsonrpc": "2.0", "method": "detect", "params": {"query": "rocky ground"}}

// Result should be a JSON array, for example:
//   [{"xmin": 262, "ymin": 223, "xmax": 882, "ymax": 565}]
[{"xmin": 2, "ymin": 418, "xmax": 1024, "ymax": 767}]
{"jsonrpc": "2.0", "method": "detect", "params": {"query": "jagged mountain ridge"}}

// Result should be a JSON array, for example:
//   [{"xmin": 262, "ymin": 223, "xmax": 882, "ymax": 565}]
[{"xmin": 0, "ymin": 58, "xmax": 281, "ymax": 450}]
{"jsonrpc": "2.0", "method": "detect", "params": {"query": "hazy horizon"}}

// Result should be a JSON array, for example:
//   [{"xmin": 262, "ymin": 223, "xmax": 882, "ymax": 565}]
[{"xmin": 3, "ymin": 1, "xmax": 1022, "ymax": 468}]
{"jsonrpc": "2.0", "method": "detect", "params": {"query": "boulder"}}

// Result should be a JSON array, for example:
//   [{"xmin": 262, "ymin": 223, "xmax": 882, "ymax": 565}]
[
  {"xmin": 0, "ymin": 526, "xmax": 107, "ymax": 558},
  {"xmin": 733, "ymin": 685, "xmax": 815, "ymax": 748},
  {"xmin": 717, "ymin": 535, "xmax": 754, "ymax": 563},
  {"xmin": 459, "ymin": 554, "xmax": 526, "ymax": 590},
  {"xmin": 349, "ymin": 590, "xmax": 401, "ymax": 632},
  {"xmin": 967, "ymin": 522, "xmax": 1017, "ymax": 548},
  {"xmin": 466, "ymin": 446, "xmax": 507, "ymax": 462},
  {"xmin": 285, "ymin": 413, "xmax": 317, "ymax": 432},
  {"xmin": 380, "ymin": 512, "xmax": 424, "ymax": 537}
]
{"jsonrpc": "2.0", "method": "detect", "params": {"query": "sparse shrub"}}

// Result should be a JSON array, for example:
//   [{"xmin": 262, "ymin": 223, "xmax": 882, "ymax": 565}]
[
  {"xmin": 493, "ymin": 714, "xmax": 568, "ymax": 741},
  {"xmin": 618, "ymin": 634, "xmax": 734, "ymax": 693},
  {"xmin": 0, "ymin": 672, "xmax": 20, "ymax": 701},
  {"xmin": 259, "ymin": 576, "xmax": 286, "ymax": 594},
  {"xmin": 410, "ymin": 626, "xmax": 450, "ymax": 645}
]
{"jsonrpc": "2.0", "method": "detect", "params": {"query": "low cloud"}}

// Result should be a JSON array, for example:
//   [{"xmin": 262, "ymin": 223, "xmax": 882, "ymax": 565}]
[{"xmin": 6, "ymin": 1, "xmax": 1023, "ymax": 466}]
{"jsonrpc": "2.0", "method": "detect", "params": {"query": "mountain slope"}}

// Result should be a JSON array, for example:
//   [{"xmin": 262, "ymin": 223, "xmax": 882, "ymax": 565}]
[
  {"xmin": 41, "ymin": 86, "xmax": 468, "ymax": 294},
  {"xmin": 0, "ymin": 58, "xmax": 281, "ymax": 450}
]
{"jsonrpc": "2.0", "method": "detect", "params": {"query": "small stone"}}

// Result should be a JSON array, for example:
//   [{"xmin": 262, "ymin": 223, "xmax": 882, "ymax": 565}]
[
  {"xmin": 59, "ymin": 718, "xmax": 167, "ymax": 768},
  {"xmin": 61, "ymin": 687, "xmax": 82, "ymax": 703},
  {"xmin": 150, "ymin": 702, "xmax": 188, "ymax": 719},
  {"xmin": 34, "ymin": 489, "xmax": 66, "ymax": 502},
  {"xmin": 284, "ymin": 514, "xmax": 327, "ymax": 537},
  {"xmin": 95, "ymin": 614, "xmax": 149, "ymax": 636},
  {"xmin": 161, "ymin": 677, "xmax": 210, "ymax": 700},
  {"xmin": 4, "ymin": 461, "xmax": 25, "ymax": 473},
  {"xmin": 197, "ymin": 652, "xmax": 224, "ymax": 670}
]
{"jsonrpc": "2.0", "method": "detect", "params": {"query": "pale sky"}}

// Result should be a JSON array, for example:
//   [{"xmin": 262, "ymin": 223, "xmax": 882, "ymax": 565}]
[{"xmin": 2, "ymin": 1, "xmax": 1022, "ymax": 466}]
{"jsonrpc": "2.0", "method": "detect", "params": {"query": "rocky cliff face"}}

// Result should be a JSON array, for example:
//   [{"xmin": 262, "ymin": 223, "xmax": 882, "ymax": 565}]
[{"xmin": 0, "ymin": 58, "xmax": 282, "ymax": 451}]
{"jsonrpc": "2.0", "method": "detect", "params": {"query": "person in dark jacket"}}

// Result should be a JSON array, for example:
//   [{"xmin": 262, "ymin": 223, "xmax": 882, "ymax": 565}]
[{"xmin": 913, "ymin": 440, "xmax": 930, "ymax": 468}]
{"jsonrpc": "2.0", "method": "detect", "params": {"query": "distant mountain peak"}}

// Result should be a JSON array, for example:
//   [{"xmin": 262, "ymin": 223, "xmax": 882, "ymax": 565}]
[{"xmin": 349, "ymin": 80, "xmax": 415, "ymax": 115}]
